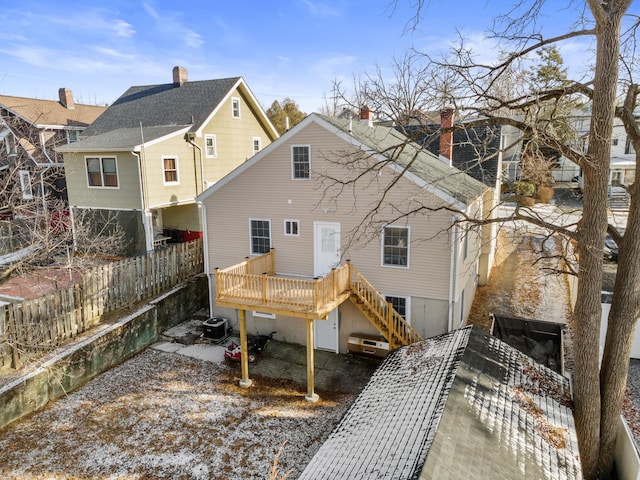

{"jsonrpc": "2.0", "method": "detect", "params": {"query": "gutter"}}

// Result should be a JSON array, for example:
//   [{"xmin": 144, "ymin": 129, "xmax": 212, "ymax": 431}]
[{"xmin": 132, "ymin": 150, "xmax": 153, "ymax": 252}]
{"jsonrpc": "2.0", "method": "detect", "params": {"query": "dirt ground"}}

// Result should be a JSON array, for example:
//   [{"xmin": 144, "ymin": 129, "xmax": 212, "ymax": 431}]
[{"xmin": 468, "ymin": 227, "xmax": 573, "ymax": 330}]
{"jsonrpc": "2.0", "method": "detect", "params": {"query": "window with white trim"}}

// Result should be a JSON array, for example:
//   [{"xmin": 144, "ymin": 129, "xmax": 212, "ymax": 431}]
[
  {"xmin": 253, "ymin": 137, "xmax": 262, "ymax": 154},
  {"xmin": 385, "ymin": 295, "xmax": 409, "ymax": 322},
  {"xmin": 291, "ymin": 145, "xmax": 310, "ymax": 179},
  {"xmin": 67, "ymin": 130, "xmax": 80, "ymax": 143},
  {"xmin": 232, "ymin": 97, "xmax": 241, "ymax": 118},
  {"xmin": 19, "ymin": 170, "xmax": 33, "ymax": 199},
  {"xmin": 250, "ymin": 219, "xmax": 271, "ymax": 254},
  {"xmin": 284, "ymin": 219, "xmax": 299, "ymax": 236},
  {"xmin": 86, "ymin": 156, "xmax": 118, "ymax": 187},
  {"xmin": 163, "ymin": 156, "xmax": 179, "ymax": 184},
  {"xmin": 382, "ymin": 226, "xmax": 409, "ymax": 267},
  {"xmin": 205, "ymin": 134, "xmax": 217, "ymax": 158}
]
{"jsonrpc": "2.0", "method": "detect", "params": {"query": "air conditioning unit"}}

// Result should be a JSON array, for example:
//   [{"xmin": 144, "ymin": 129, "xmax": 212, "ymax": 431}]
[
  {"xmin": 202, "ymin": 317, "xmax": 229, "ymax": 343},
  {"xmin": 347, "ymin": 333, "xmax": 389, "ymax": 358}
]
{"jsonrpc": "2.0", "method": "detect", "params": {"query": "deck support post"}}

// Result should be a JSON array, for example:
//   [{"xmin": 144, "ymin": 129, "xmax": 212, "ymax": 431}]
[
  {"xmin": 239, "ymin": 309, "xmax": 252, "ymax": 388},
  {"xmin": 305, "ymin": 318, "xmax": 319, "ymax": 402}
]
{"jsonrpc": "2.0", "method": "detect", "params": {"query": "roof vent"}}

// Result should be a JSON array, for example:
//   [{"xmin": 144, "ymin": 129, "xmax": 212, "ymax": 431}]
[{"xmin": 173, "ymin": 66, "xmax": 188, "ymax": 87}]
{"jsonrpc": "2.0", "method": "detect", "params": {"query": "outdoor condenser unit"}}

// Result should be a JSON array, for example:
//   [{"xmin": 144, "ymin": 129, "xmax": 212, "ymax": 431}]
[
  {"xmin": 347, "ymin": 333, "xmax": 389, "ymax": 358},
  {"xmin": 202, "ymin": 317, "xmax": 229, "ymax": 343}
]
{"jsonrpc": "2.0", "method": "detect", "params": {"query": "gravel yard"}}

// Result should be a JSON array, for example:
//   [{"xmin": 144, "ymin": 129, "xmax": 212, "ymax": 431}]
[{"xmin": 0, "ymin": 348, "xmax": 355, "ymax": 480}]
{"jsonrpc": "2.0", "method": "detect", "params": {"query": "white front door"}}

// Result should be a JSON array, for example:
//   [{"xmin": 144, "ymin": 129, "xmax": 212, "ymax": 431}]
[{"xmin": 314, "ymin": 222, "xmax": 340, "ymax": 352}]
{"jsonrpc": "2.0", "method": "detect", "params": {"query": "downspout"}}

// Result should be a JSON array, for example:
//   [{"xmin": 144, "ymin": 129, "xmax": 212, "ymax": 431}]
[
  {"xmin": 448, "ymin": 216, "xmax": 457, "ymax": 332},
  {"xmin": 186, "ymin": 132, "xmax": 205, "ymax": 194},
  {"xmin": 196, "ymin": 198, "xmax": 214, "ymax": 318},
  {"xmin": 132, "ymin": 151, "xmax": 153, "ymax": 252}
]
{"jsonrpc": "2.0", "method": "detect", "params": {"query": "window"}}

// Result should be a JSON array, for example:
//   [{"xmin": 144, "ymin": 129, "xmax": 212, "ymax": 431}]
[
  {"xmin": 253, "ymin": 137, "xmax": 262, "ymax": 154},
  {"xmin": 86, "ymin": 157, "xmax": 118, "ymax": 187},
  {"xmin": 385, "ymin": 295, "xmax": 409, "ymax": 322},
  {"xmin": 612, "ymin": 138, "xmax": 619, "ymax": 146},
  {"xmin": 625, "ymin": 138, "xmax": 636, "ymax": 155},
  {"xmin": 163, "ymin": 157, "xmax": 179, "ymax": 184},
  {"xmin": 292, "ymin": 145, "xmax": 310, "ymax": 179},
  {"xmin": 253, "ymin": 311, "xmax": 276, "ymax": 319},
  {"xmin": 284, "ymin": 219, "xmax": 300, "ymax": 236},
  {"xmin": 250, "ymin": 219, "xmax": 271, "ymax": 254},
  {"xmin": 19, "ymin": 170, "xmax": 33, "ymax": 199},
  {"xmin": 382, "ymin": 226, "xmax": 409, "ymax": 267},
  {"xmin": 232, "ymin": 98, "xmax": 241, "ymax": 118},
  {"xmin": 67, "ymin": 130, "xmax": 80, "ymax": 143},
  {"xmin": 5, "ymin": 135, "xmax": 16, "ymax": 156},
  {"xmin": 205, "ymin": 134, "xmax": 217, "ymax": 158}
]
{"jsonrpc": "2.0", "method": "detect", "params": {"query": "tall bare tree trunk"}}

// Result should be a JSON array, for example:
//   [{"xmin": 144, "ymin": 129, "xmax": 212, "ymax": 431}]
[
  {"xmin": 574, "ymin": 2, "xmax": 626, "ymax": 478},
  {"xmin": 600, "ymin": 185, "xmax": 640, "ymax": 475}
]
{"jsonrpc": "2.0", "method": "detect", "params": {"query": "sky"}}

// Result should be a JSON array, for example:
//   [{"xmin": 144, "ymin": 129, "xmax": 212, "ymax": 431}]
[{"xmin": 0, "ymin": 1, "xmax": 625, "ymax": 114}]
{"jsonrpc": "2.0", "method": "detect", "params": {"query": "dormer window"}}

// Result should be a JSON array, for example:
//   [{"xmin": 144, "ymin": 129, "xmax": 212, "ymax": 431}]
[
  {"xmin": 232, "ymin": 98, "xmax": 241, "ymax": 119},
  {"xmin": 67, "ymin": 130, "xmax": 80, "ymax": 143}
]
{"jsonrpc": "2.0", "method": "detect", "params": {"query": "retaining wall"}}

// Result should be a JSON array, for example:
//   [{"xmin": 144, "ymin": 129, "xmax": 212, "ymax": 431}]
[{"xmin": 0, "ymin": 275, "xmax": 208, "ymax": 429}]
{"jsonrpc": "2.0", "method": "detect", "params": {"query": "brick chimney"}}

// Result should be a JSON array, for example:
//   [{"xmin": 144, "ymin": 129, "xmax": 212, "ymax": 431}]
[
  {"xmin": 360, "ymin": 106, "xmax": 374, "ymax": 127},
  {"xmin": 440, "ymin": 108, "xmax": 454, "ymax": 162},
  {"xmin": 173, "ymin": 66, "xmax": 188, "ymax": 87},
  {"xmin": 58, "ymin": 88, "xmax": 75, "ymax": 110}
]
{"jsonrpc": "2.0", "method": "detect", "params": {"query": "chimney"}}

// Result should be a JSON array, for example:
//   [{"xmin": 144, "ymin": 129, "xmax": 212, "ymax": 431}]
[
  {"xmin": 440, "ymin": 108, "xmax": 454, "ymax": 162},
  {"xmin": 58, "ymin": 88, "xmax": 75, "ymax": 110},
  {"xmin": 360, "ymin": 106, "xmax": 374, "ymax": 127},
  {"xmin": 173, "ymin": 66, "xmax": 188, "ymax": 87}
]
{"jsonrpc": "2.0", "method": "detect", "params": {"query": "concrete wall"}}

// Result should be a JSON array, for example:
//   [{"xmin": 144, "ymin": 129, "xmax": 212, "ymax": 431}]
[{"xmin": 0, "ymin": 275, "xmax": 208, "ymax": 430}]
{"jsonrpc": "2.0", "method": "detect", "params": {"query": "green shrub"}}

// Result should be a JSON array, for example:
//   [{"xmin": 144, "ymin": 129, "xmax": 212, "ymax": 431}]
[{"xmin": 513, "ymin": 181, "xmax": 535, "ymax": 197}]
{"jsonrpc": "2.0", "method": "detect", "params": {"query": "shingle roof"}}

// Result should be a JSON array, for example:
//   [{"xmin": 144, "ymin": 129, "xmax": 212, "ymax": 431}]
[
  {"xmin": 299, "ymin": 327, "xmax": 581, "ymax": 480},
  {"xmin": 0, "ymin": 95, "xmax": 106, "ymax": 127},
  {"xmin": 319, "ymin": 115, "xmax": 486, "ymax": 205},
  {"xmin": 403, "ymin": 123, "xmax": 504, "ymax": 188},
  {"xmin": 83, "ymin": 77, "xmax": 241, "ymax": 137},
  {"xmin": 56, "ymin": 126, "xmax": 189, "ymax": 152}
]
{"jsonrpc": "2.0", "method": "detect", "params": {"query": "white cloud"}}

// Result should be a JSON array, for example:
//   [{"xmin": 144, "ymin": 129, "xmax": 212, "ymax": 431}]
[{"xmin": 300, "ymin": 0, "xmax": 341, "ymax": 17}]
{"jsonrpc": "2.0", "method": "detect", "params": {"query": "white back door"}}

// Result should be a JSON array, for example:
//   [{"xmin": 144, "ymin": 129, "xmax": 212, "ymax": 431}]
[{"xmin": 314, "ymin": 222, "xmax": 340, "ymax": 352}]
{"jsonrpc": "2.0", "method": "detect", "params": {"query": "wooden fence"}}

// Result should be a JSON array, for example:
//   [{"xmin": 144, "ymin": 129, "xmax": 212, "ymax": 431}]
[{"xmin": 0, "ymin": 239, "xmax": 204, "ymax": 366}]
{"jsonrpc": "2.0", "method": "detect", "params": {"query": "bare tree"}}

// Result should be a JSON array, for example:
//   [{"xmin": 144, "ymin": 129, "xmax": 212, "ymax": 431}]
[{"xmin": 325, "ymin": 1, "xmax": 636, "ymax": 477}]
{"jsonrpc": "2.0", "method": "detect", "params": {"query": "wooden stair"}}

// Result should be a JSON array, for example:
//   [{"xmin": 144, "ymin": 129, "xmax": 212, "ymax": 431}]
[{"xmin": 348, "ymin": 267, "xmax": 422, "ymax": 349}]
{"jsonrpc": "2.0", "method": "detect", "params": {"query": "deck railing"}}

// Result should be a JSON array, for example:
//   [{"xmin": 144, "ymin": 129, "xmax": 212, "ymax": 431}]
[
  {"xmin": 349, "ymin": 266, "xmax": 422, "ymax": 348},
  {"xmin": 216, "ymin": 251, "xmax": 350, "ymax": 314}
]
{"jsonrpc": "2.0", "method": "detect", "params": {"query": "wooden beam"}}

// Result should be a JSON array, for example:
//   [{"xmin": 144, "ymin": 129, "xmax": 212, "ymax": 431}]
[
  {"xmin": 305, "ymin": 318, "xmax": 319, "ymax": 402},
  {"xmin": 238, "ymin": 309, "xmax": 252, "ymax": 388}
]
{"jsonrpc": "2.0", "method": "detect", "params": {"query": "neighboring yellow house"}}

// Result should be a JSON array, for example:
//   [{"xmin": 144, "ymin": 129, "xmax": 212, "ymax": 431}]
[{"xmin": 58, "ymin": 66, "xmax": 278, "ymax": 254}]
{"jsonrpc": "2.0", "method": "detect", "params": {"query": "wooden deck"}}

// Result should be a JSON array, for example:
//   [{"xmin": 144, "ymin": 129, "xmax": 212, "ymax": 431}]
[{"xmin": 215, "ymin": 250, "xmax": 351, "ymax": 320}]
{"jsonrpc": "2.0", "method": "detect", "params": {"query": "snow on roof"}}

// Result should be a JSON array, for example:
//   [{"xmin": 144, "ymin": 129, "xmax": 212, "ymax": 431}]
[{"xmin": 299, "ymin": 326, "xmax": 581, "ymax": 480}]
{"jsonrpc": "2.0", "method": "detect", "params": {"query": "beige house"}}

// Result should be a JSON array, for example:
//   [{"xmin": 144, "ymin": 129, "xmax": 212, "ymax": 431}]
[
  {"xmin": 0, "ymin": 89, "xmax": 106, "ymax": 209},
  {"xmin": 58, "ymin": 67, "xmax": 278, "ymax": 254},
  {"xmin": 198, "ymin": 113, "xmax": 489, "ymax": 371}
]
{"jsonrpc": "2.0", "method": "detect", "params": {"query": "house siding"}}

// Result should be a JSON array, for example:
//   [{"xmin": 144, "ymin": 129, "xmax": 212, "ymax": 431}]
[
  {"xmin": 204, "ymin": 119, "xmax": 484, "ymax": 347},
  {"xmin": 65, "ymin": 151, "xmax": 142, "ymax": 209},
  {"xmin": 200, "ymin": 89, "xmax": 275, "ymax": 185}
]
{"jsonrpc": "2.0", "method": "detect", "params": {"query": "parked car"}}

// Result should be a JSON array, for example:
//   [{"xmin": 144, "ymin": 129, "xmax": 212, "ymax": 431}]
[{"xmin": 604, "ymin": 229, "xmax": 624, "ymax": 262}]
